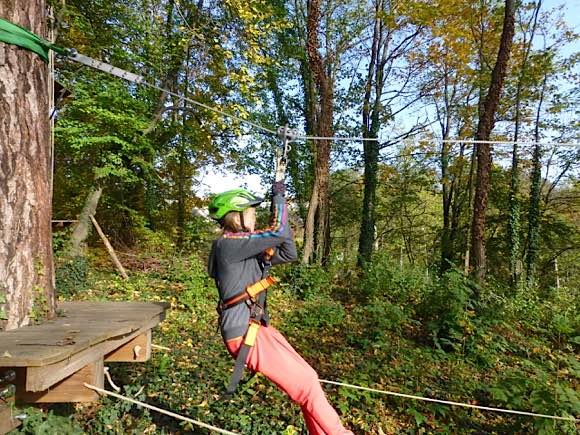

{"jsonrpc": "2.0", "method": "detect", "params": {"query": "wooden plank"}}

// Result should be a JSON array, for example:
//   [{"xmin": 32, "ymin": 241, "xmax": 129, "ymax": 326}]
[
  {"xmin": 24, "ymin": 314, "xmax": 162, "ymax": 391},
  {"xmin": 0, "ymin": 301, "xmax": 168, "ymax": 366},
  {"xmin": 89, "ymin": 215, "xmax": 129, "ymax": 280},
  {"xmin": 16, "ymin": 359, "xmax": 104, "ymax": 403},
  {"xmin": 105, "ymin": 330, "xmax": 151, "ymax": 362},
  {"xmin": 0, "ymin": 403, "xmax": 21, "ymax": 434}
]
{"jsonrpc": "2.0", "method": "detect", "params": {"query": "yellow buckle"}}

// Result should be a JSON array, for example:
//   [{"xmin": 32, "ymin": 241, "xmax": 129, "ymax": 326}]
[
  {"xmin": 246, "ymin": 277, "xmax": 278, "ymax": 298},
  {"xmin": 244, "ymin": 322, "xmax": 261, "ymax": 346}
]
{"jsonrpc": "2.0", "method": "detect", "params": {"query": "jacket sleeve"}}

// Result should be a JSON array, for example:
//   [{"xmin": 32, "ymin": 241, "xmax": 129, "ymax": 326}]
[
  {"xmin": 270, "ymin": 229, "xmax": 297, "ymax": 265},
  {"xmin": 220, "ymin": 193, "xmax": 290, "ymax": 263}
]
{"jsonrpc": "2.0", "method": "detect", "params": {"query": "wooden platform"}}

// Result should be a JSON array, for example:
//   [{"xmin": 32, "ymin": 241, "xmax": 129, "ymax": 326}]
[{"xmin": 0, "ymin": 301, "xmax": 168, "ymax": 406}]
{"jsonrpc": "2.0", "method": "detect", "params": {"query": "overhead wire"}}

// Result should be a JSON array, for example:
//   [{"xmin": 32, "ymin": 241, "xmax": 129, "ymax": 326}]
[{"xmin": 63, "ymin": 51, "xmax": 580, "ymax": 148}]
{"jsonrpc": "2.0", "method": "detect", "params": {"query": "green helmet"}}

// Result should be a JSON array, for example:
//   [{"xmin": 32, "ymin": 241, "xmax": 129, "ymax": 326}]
[{"xmin": 208, "ymin": 188, "xmax": 263, "ymax": 220}]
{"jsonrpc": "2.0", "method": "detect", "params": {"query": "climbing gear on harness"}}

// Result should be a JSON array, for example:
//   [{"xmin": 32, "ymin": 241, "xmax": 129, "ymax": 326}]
[
  {"xmin": 218, "ymin": 276, "xmax": 277, "ymax": 311},
  {"xmin": 275, "ymin": 125, "xmax": 297, "ymax": 182},
  {"xmin": 208, "ymin": 189, "xmax": 263, "ymax": 221},
  {"xmin": 0, "ymin": 17, "xmax": 68, "ymax": 62},
  {"xmin": 221, "ymin": 248, "xmax": 275, "ymax": 398}
]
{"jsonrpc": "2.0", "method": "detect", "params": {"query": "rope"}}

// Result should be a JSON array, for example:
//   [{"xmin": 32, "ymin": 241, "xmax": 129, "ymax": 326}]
[
  {"xmin": 319, "ymin": 380, "xmax": 579, "ymax": 423},
  {"xmin": 84, "ymin": 383, "xmax": 239, "ymax": 435},
  {"xmin": 103, "ymin": 367, "xmax": 121, "ymax": 392}
]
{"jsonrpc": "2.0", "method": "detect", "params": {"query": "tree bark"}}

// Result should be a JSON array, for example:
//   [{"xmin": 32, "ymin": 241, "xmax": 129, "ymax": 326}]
[
  {"xmin": 470, "ymin": 0, "xmax": 516, "ymax": 285},
  {"xmin": 0, "ymin": 0, "xmax": 56, "ymax": 330},
  {"xmin": 358, "ymin": 0, "xmax": 383, "ymax": 268},
  {"xmin": 508, "ymin": 0, "xmax": 541, "ymax": 288},
  {"xmin": 303, "ymin": 0, "xmax": 333, "ymax": 264},
  {"xmin": 69, "ymin": 188, "xmax": 103, "ymax": 257},
  {"xmin": 526, "ymin": 74, "xmax": 547, "ymax": 285}
]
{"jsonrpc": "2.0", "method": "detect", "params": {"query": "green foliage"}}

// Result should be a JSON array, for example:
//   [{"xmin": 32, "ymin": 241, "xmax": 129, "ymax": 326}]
[
  {"xmin": 284, "ymin": 263, "xmax": 332, "ymax": 300},
  {"xmin": 55, "ymin": 256, "xmax": 89, "ymax": 299},
  {"xmin": 361, "ymin": 253, "xmax": 429, "ymax": 303},
  {"xmin": 418, "ymin": 268, "xmax": 478, "ymax": 349},
  {"xmin": 294, "ymin": 295, "xmax": 345, "ymax": 328},
  {"xmin": 12, "ymin": 407, "xmax": 83, "ymax": 435},
  {"xmin": 87, "ymin": 384, "xmax": 152, "ymax": 434}
]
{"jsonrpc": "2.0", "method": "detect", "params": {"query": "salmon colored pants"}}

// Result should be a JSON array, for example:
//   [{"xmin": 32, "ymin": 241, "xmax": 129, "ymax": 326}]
[{"xmin": 226, "ymin": 325, "xmax": 353, "ymax": 435}]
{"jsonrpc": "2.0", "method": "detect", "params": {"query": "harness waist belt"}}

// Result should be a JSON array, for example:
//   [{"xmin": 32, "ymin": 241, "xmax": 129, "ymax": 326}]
[{"xmin": 221, "ymin": 276, "xmax": 277, "ymax": 309}]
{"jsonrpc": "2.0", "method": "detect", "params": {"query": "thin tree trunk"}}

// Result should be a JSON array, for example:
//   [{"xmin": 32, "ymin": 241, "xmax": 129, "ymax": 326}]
[
  {"xmin": 439, "ymin": 69, "xmax": 454, "ymax": 273},
  {"xmin": 69, "ymin": 188, "xmax": 103, "ymax": 257},
  {"xmin": 526, "ymin": 74, "xmax": 547, "ymax": 285},
  {"xmin": 358, "ymin": 0, "xmax": 383, "ymax": 267},
  {"xmin": 508, "ymin": 0, "xmax": 541, "ymax": 288},
  {"xmin": 464, "ymin": 144, "xmax": 477, "ymax": 274},
  {"xmin": 470, "ymin": 0, "xmax": 516, "ymax": 285},
  {"xmin": 0, "ymin": 0, "xmax": 56, "ymax": 330}
]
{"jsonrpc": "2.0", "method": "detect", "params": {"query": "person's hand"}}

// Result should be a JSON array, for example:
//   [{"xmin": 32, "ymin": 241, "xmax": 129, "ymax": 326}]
[{"xmin": 272, "ymin": 181, "xmax": 286, "ymax": 196}]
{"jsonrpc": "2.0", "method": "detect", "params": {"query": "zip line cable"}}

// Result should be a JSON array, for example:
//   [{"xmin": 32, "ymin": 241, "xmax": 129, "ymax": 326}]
[
  {"xmin": 1, "ymin": 16, "xmax": 578, "ymax": 148},
  {"xmin": 421, "ymin": 139, "xmax": 580, "ymax": 147},
  {"xmin": 319, "ymin": 380, "xmax": 579, "ymax": 423},
  {"xmin": 64, "ymin": 53, "xmax": 580, "ymax": 148},
  {"xmin": 84, "ymin": 383, "xmax": 240, "ymax": 435}
]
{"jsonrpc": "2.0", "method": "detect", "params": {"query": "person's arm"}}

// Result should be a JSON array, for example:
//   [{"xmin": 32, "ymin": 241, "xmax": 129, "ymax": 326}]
[
  {"xmin": 221, "ymin": 184, "xmax": 290, "ymax": 263},
  {"xmin": 269, "ymin": 230, "xmax": 297, "ymax": 265}
]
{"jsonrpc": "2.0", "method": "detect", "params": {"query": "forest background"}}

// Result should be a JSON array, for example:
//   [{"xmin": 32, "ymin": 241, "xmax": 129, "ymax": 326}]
[{"xmin": 4, "ymin": 0, "xmax": 580, "ymax": 433}]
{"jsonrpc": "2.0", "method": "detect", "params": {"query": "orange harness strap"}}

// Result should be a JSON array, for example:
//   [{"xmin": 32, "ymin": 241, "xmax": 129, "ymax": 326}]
[{"xmin": 221, "ymin": 276, "xmax": 277, "ymax": 309}]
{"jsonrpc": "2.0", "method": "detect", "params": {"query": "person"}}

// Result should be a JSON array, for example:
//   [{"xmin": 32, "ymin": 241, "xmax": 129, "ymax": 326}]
[{"xmin": 207, "ymin": 181, "xmax": 353, "ymax": 435}]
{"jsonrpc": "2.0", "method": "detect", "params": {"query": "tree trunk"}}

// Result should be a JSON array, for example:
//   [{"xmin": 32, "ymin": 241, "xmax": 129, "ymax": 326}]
[
  {"xmin": 69, "ymin": 188, "xmax": 103, "ymax": 257},
  {"xmin": 508, "ymin": 0, "xmax": 541, "ymax": 289},
  {"xmin": 303, "ymin": 0, "xmax": 333, "ymax": 264},
  {"xmin": 470, "ymin": 0, "xmax": 516, "ymax": 285},
  {"xmin": 526, "ymin": 75, "xmax": 547, "ymax": 285},
  {"xmin": 358, "ymin": 0, "xmax": 383, "ymax": 268},
  {"xmin": 0, "ymin": 0, "xmax": 56, "ymax": 330}
]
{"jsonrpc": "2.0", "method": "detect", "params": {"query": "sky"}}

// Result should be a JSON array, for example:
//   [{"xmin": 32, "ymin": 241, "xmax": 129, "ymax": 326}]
[{"xmin": 196, "ymin": 0, "xmax": 580, "ymax": 198}]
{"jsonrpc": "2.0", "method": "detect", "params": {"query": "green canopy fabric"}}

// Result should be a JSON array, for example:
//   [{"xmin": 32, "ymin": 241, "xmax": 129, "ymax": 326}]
[{"xmin": 0, "ymin": 17, "xmax": 67, "ymax": 62}]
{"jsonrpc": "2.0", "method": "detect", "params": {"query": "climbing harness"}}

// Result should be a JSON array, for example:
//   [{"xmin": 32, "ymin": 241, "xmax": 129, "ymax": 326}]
[
  {"xmin": 218, "ymin": 276, "xmax": 277, "ymax": 311},
  {"xmin": 219, "ymin": 248, "xmax": 276, "ymax": 398}
]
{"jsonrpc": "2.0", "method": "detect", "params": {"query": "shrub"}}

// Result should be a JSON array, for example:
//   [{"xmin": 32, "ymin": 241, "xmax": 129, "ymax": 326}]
[
  {"xmin": 55, "ymin": 256, "xmax": 89, "ymax": 298},
  {"xmin": 284, "ymin": 263, "xmax": 332, "ymax": 300}
]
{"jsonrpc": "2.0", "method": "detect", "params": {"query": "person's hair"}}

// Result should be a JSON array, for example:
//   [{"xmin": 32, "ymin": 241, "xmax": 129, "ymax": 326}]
[{"xmin": 222, "ymin": 211, "xmax": 242, "ymax": 232}]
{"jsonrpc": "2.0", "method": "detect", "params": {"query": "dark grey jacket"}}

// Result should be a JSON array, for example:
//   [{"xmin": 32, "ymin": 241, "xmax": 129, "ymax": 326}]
[{"xmin": 208, "ymin": 192, "xmax": 297, "ymax": 340}]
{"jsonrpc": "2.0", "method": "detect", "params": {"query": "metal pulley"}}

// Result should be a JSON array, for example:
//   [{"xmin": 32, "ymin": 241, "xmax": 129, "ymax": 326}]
[{"xmin": 275, "ymin": 125, "xmax": 297, "ymax": 182}]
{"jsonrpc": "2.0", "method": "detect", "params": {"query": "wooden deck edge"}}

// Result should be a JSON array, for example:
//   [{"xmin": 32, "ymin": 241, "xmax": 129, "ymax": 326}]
[
  {"xmin": 0, "ymin": 305, "xmax": 169, "ymax": 367},
  {"xmin": 20, "ymin": 312, "xmax": 164, "ymax": 391}
]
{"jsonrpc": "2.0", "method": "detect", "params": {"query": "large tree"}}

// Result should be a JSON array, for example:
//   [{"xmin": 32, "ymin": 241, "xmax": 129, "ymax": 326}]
[
  {"xmin": 470, "ymin": 0, "xmax": 516, "ymax": 285},
  {"xmin": 0, "ymin": 0, "xmax": 56, "ymax": 330},
  {"xmin": 302, "ymin": 0, "xmax": 334, "ymax": 264}
]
